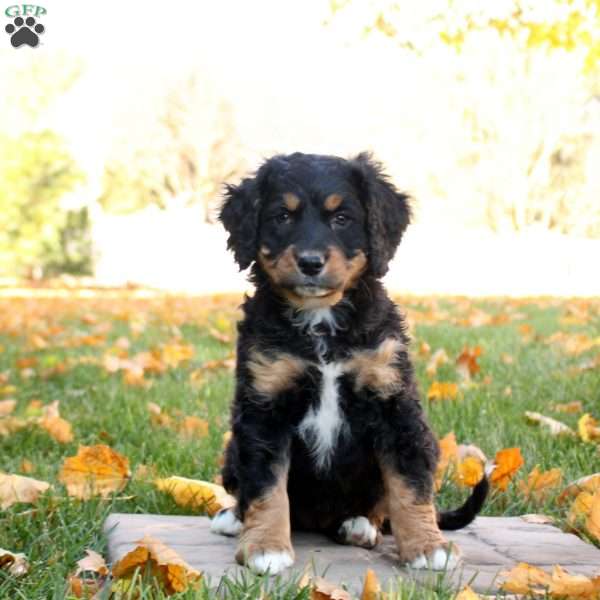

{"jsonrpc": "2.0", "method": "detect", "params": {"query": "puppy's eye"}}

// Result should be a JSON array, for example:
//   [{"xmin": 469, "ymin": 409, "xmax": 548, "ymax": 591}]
[
  {"xmin": 275, "ymin": 211, "xmax": 291, "ymax": 224},
  {"xmin": 331, "ymin": 214, "xmax": 350, "ymax": 228}
]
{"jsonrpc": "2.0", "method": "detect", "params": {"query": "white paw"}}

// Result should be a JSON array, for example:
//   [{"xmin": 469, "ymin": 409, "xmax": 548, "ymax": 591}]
[
  {"xmin": 210, "ymin": 508, "xmax": 242, "ymax": 537},
  {"xmin": 338, "ymin": 516, "xmax": 378, "ymax": 548},
  {"xmin": 409, "ymin": 546, "xmax": 460, "ymax": 570},
  {"xmin": 246, "ymin": 550, "xmax": 294, "ymax": 575}
]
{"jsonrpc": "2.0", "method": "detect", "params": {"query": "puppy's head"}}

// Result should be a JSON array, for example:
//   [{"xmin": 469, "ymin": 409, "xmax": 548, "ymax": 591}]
[{"xmin": 220, "ymin": 152, "xmax": 410, "ymax": 308}]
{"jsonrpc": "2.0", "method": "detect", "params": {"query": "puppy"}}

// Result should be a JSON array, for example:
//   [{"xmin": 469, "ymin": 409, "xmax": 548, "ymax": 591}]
[{"xmin": 211, "ymin": 152, "xmax": 488, "ymax": 575}]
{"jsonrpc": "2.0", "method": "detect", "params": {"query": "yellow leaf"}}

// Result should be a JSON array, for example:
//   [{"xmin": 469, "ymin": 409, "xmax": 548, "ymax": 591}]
[
  {"xmin": 548, "ymin": 564, "xmax": 600, "ymax": 598},
  {"xmin": 360, "ymin": 569, "xmax": 381, "ymax": 600},
  {"xmin": 518, "ymin": 467, "xmax": 562, "ymax": 502},
  {"xmin": 489, "ymin": 448, "xmax": 524, "ymax": 491},
  {"xmin": 559, "ymin": 473, "xmax": 600, "ymax": 504},
  {"xmin": 524, "ymin": 411, "xmax": 575, "ymax": 437},
  {"xmin": 40, "ymin": 416, "xmax": 73, "ymax": 444},
  {"xmin": 454, "ymin": 456, "xmax": 484, "ymax": 488},
  {"xmin": 426, "ymin": 348, "xmax": 448, "ymax": 377},
  {"xmin": 578, "ymin": 414, "xmax": 600, "ymax": 442},
  {"xmin": 586, "ymin": 491, "xmax": 600, "ymax": 542},
  {"xmin": 568, "ymin": 491, "xmax": 594, "ymax": 524},
  {"xmin": 155, "ymin": 476, "xmax": 235, "ymax": 516},
  {"xmin": 0, "ymin": 473, "xmax": 51, "ymax": 509},
  {"xmin": 0, "ymin": 399, "xmax": 16, "ymax": 416},
  {"xmin": 111, "ymin": 535, "xmax": 201, "ymax": 595},
  {"xmin": 0, "ymin": 548, "xmax": 29, "ymax": 577},
  {"xmin": 59, "ymin": 445, "xmax": 131, "ymax": 499},
  {"xmin": 427, "ymin": 381, "xmax": 458, "ymax": 401},
  {"xmin": 0, "ymin": 416, "xmax": 30, "ymax": 437},
  {"xmin": 161, "ymin": 343, "xmax": 195, "ymax": 368},
  {"xmin": 435, "ymin": 432, "xmax": 458, "ymax": 490},
  {"xmin": 454, "ymin": 585, "xmax": 480, "ymax": 600},
  {"xmin": 500, "ymin": 562, "xmax": 551, "ymax": 594}
]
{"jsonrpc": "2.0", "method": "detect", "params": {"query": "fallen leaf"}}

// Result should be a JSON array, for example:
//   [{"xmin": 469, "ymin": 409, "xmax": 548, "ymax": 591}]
[
  {"xmin": 75, "ymin": 549, "xmax": 109, "ymax": 576},
  {"xmin": 548, "ymin": 564, "xmax": 600, "ymax": 598},
  {"xmin": 19, "ymin": 459, "xmax": 34, "ymax": 474},
  {"xmin": 501, "ymin": 353, "xmax": 514, "ymax": 364},
  {"xmin": 111, "ymin": 535, "xmax": 201, "ymax": 595},
  {"xmin": 489, "ymin": 448, "xmax": 524, "ymax": 491},
  {"xmin": 311, "ymin": 576, "xmax": 351, "ymax": 600},
  {"xmin": 0, "ymin": 548, "xmax": 29, "ymax": 577},
  {"xmin": 587, "ymin": 490, "xmax": 600, "ymax": 542},
  {"xmin": 426, "ymin": 348, "xmax": 449, "ymax": 377},
  {"xmin": 520, "ymin": 514, "xmax": 554, "ymax": 525},
  {"xmin": 427, "ymin": 381, "xmax": 459, "ymax": 401},
  {"xmin": 578, "ymin": 414, "xmax": 600, "ymax": 442},
  {"xmin": 360, "ymin": 569, "xmax": 382, "ymax": 600},
  {"xmin": 0, "ymin": 416, "xmax": 30, "ymax": 437},
  {"xmin": 0, "ymin": 399, "xmax": 16, "ymax": 416},
  {"xmin": 456, "ymin": 346, "xmax": 483, "ymax": 381},
  {"xmin": 435, "ymin": 432, "xmax": 458, "ymax": 490},
  {"xmin": 518, "ymin": 467, "xmax": 562, "ymax": 502},
  {"xmin": 552, "ymin": 401, "xmax": 583, "ymax": 414},
  {"xmin": 208, "ymin": 327, "xmax": 231, "ymax": 344},
  {"xmin": 59, "ymin": 445, "xmax": 131, "ymax": 499},
  {"xmin": 418, "ymin": 341, "xmax": 431, "ymax": 356},
  {"xmin": 455, "ymin": 585, "xmax": 481, "ymax": 600},
  {"xmin": 500, "ymin": 562, "xmax": 550, "ymax": 594},
  {"xmin": 524, "ymin": 411, "xmax": 575, "ymax": 437},
  {"xmin": 161, "ymin": 342, "xmax": 195, "ymax": 368},
  {"xmin": 155, "ymin": 476, "xmax": 235, "ymax": 516},
  {"xmin": 559, "ymin": 474, "xmax": 600, "ymax": 504},
  {"xmin": 568, "ymin": 491, "xmax": 594, "ymax": 524},
  {"xmin": 178, "ymin": 416, "xmax": 209, "ymax": 439},
  {"xmin": 39, "ymin": 402, "xmax": 74, "ymax": 444},
  {"xmin": 0, "ymin": 473, "xmax": 51, "ymax": 509},
  {"xmin": 454, "ymin": 456, "xmax": 484, "ymax": 487}
]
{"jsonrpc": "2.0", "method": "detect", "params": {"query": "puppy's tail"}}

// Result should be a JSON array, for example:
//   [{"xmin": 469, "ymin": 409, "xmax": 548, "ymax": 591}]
[{"xmin": 436, "ymin": 475, "xmax": 489, "ymax": 530}]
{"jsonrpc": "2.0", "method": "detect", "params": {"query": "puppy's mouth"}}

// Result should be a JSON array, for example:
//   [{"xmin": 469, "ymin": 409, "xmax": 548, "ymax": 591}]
[{"xmin": 293, "ymin": 285, "xmax": 337, "ymax": 298}]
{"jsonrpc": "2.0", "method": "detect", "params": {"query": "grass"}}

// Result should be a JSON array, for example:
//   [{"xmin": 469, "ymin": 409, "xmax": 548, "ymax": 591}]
[{"xmin": 0, "ymin": 292, "xmax": 599, "ymax": 598}]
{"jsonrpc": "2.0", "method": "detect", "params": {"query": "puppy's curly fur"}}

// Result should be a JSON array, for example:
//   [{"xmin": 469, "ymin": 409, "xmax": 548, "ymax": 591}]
[{"xmin": 214, "ymin": 152, "xmax": 488, "ymax": 575}]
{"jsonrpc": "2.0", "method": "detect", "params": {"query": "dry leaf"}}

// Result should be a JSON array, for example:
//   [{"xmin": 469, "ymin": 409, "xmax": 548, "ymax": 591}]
[
  {"xmin": 19, "ymin": 459, "xmax": 34, "ymax": 474},
  {"xmin": 161, "ymin": 343, "xmax": 195, "ymax": 368},
  {"xmin": 311, "ymin": 576, "xmax": 351, "ymax": 600},
  {"xmin": 0, "ymin": 548, "xmax": 29, "ymax": 577},
  {"xmin": 520, "ymin": 514, "xmax": 554, "ymax": 525},
  {"xmin": 75, "ymin": 549, "xmax": 109, "ymax": 576},
  {"xmin": 559, "ymin": 473, "xmax": 600, "ymax": 504},
  {"xmin": 501, "ymin": 353, "xmax": 514, "ymax": 364},
  {"xmin": 454, "ymin": 456, "xmax": 484, "ymax": 487},
  {"xmin": 0, "ymin": 399, "xmax": 16, "ymax": 416},
  {"xmin": 456, "ymin": 346, "xmax": 483, "ymax": 381},
  {"xmin": 178, "ymin": 416, "xmax": 209, "ymax": 439},
  {"xmin": 360, "ymin": 569, "xmax": 382, "ymax": 600},
  {"xmin": 0, "ymin": 473, "xmax": 51, "ymax": 509},
  {"xmin": 435, "ymin": 432, "xmax": 458, "ymax": 490},
  {"xmin": 552, "ymin": 401, "xmax": 583, "ymax": 414},
  {"xmin": 568, "ymin": 491, "xmax": 595, "ymax": 524},
  {"xmin": 426, "ymin": 348, "xmax": 448, "ymax": 377},
  {"xmin": 500, "ymin": 562, "xmax": 550, "ymax": 594},
  {"xmin": 455, "ymin": 586, "xmax": 481, "ymax": 600},
  {"xmin": 427, "ymin": 381, "xmax": 459, "ymax": 401},
  {"xmin": 524, "ymin": 411, "xmax": 575, "ymax": 437},
  {"xmin": 578, "ymin": 414, "xmax": 600, "ymax": 442},
  {"xmin": 59, "ymin": 445, "xmax": 131, "ymax": 499},
  {"xmin": 112, "ymin": 535, "xmax": 201, "ymax": 595},
  {"xmin": 40, "ymin": 414, "xmax": 74, "ymax": 444},
  {"xmin": 489, "ymin": 448, "xmax": 524, "ymax": 491},
  {"xmin": 518, "ymin": 467, "xmax": 562, "ymax": 502},
  {"xmin": 587, "ymin": 491, "xmax": 600, "ymax": 542},
  {"xmin": 0, "ymin": 416, "xmax": 30, "ymax": 437},
  {"xmin": 155, "ymin": 476, "xmax": 235, "ymax": 516},
  {"xmin": 548, "ymin": 564, "xmax": 600, "ymax": 598}
]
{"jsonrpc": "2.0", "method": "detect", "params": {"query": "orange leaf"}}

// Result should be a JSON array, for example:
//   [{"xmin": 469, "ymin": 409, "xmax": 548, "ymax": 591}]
[
  {"xmin": 586, "ymin": 491, "xmax": 600, "ymax": 542},
  {"xmin": 548, "ymin": 564, "xmax": 600, "ymax": 598},
  {"xmin": 455, "ymin": 586, "xmax": 481, "ymax": 600},
  {"xmin": 311, "ymin": 576, "xmax": 351, "ymax": 600},
  {"xmin": 427, "ymin": 381, "xmax": 458, "ymax": 401},
  {"xmin": 178, "ymin": 416, "xmax": 209, "ymax": 439},
  {"xmin": 456, "ymin": 346, "xmax": 483, "ymax": 381},
  {"xmin": 568, "ymin": 491, "xmax": 594, "ymax": 525},
  {"xmin": 489, "ymin": 448, "xmax": 524, "ymax": 491},
  {"xmin": 552, "ymin": 401, "xmax": 583, "ymax": 414},
  {"xmin": 360, "ymin": 569, "xmax": 382, "ymax": 600},
  {"xmin": 559, "ymin": 473, "xmax": 600, "ymax": 504},
  {"xmin": 500, "ymin": 562, "xmax": 550, "ymax": 594},
  {"xmin": 0, "ymin": 399, "xmax": 16, "ymax": 416},
  {"xmin": 435, "ymin": 432, "xmax": 458, "ymax": 490},
  {"xmin": 518, "ymin": 467, "xmax": 562, "ymax": 502},
  {"xmin": 59, "ymin": 445, "xmax": 130, "ymax": 499}
]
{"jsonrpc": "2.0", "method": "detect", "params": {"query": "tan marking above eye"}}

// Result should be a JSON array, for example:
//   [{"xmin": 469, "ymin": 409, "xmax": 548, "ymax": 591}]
[
  {"xmin": 344, "ymin": 338, "xmax": 405, "ymax": 399},
  {"xmin": 247, "ymin": 349, "xmax": 307, "ymax": 396},
  {"xmin": 260, "ymin": 245, "xmax": 272, "ymax": 256},
  {"xmin": 324, "ymin": 193, "xmax": 343, "ymax": 211},
  {"xmin": 283, "ymin": 193, "xmax": 300, "ymax": 212}
]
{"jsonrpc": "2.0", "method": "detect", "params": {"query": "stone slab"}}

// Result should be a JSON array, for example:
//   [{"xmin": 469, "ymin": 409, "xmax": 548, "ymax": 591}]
[{"xmin": 104, "ymin": 514, "xmax": 600, "ymax": 595}]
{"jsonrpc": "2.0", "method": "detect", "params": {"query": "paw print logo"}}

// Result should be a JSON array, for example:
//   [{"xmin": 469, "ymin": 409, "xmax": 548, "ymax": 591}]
[{"xmin": 5, "ymin": 16, "xmax": 45, "ymax": 48}]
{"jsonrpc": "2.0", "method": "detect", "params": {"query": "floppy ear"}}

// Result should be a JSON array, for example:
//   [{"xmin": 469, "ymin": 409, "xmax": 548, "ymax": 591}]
[
  {"xmin": 351, "ymin": 152, "xmax": 411, "ymax": 278},
  {"xmin": 219, "ymin": 176, "xmax": 262, "ymax": 270}
]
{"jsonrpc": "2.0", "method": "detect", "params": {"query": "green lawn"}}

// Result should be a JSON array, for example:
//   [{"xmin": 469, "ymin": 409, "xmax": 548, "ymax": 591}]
[{"xmin": 0, "ymin": 292, "xmax": 598, "ymax": 599}]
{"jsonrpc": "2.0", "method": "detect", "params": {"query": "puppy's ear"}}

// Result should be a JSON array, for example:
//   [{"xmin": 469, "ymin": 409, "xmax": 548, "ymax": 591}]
[
  {"xmin": 351, "ymin": 152, "xmax": 411, "ymax": 278},
  {"xmin": 219, "ymin": 176, "xmax": 262, "ymax": 270}
]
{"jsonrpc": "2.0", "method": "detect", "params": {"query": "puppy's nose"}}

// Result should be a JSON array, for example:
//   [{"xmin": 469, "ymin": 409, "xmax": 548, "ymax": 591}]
[{"xmin": 297, "ymin": 253, "xmax": 325, "ymax": 276}]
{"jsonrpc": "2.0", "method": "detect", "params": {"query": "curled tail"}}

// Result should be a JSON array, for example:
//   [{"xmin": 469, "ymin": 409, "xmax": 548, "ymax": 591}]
[{"xmin": 436, "ymin": 475, "xmax": 489, "ymax": 530}]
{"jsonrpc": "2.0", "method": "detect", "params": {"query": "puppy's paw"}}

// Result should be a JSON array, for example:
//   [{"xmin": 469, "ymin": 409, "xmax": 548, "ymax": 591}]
[
  {"xmin": 337, "ymin": 516, "xmax": 378, "ymax": 548},
  {"xmin": 408, "ymin": 544, "xmax": 461, "ymax": 571},
  {"xmin": 210, "ymin": 508, "xmax": 242, "ymax": 537},
  {"xmin": 246, "ymin": 549, "xmax": 294, "ymax": 575}
]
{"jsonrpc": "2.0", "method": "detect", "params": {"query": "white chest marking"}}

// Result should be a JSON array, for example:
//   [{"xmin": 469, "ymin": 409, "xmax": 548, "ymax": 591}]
[{"xmin": 297, "ymin": 361, "xmax": 345, "ymax": 471}]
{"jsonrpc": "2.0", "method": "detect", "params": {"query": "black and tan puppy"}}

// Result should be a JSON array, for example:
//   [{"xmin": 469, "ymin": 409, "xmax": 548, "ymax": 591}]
[{"xmin": 211, "ymin": 152, "xmax": 488, "ymax": 574}]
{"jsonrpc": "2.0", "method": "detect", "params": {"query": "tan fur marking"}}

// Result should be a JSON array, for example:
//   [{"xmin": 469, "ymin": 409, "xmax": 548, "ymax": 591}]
[
  {"xmin": 235, "ymin": 465, "xmax": 293, "ymax": 564},
  {"xmin": 247, "ymin": 350, "xmax": 306, "ymax": 396},
  {"xmin": 324, "ymin": 193, "xmax": 343, "ymax": 211},
  {"xmin": 380, "ymin": 465, "xmax": 448, "ymax": 562},
  {"xmin": 345, "ymin": 338, "xmax": 405, "ymax": 399},
  {"xmin": 283, "ymin": 193, "xmax": 300, "ymax": 212}
]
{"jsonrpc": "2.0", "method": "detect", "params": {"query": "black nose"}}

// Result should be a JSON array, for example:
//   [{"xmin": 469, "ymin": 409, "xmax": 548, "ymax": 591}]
[{"xmin": 297, "ymin": 253, "xmax": 325, "ymax": 276}]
